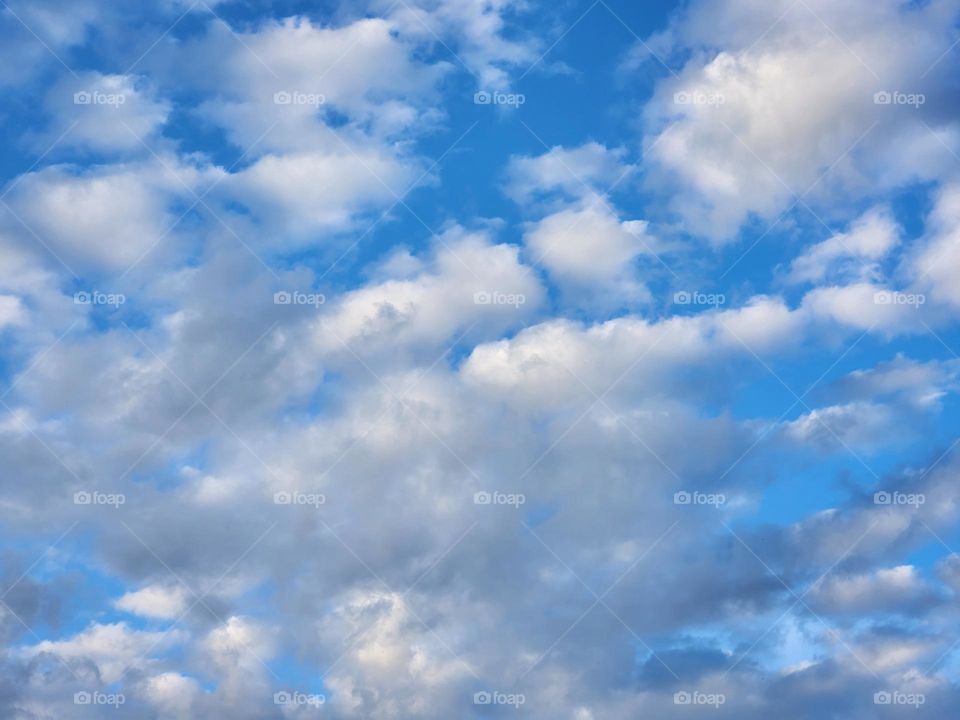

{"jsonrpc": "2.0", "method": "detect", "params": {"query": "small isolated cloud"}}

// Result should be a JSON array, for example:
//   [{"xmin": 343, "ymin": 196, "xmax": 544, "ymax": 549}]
[
  {"xmin": 115, "ymin": 584, "xmax": 190, "ymax": 620},
  {"xmin": 505, "ymin": 142, "xmax": 634, "ymax": 204}
]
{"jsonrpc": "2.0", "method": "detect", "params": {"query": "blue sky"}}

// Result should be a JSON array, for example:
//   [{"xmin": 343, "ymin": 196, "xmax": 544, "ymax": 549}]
[{"xmin": 0, "ymin": 0, "xmax": 959, "ymax": 718}]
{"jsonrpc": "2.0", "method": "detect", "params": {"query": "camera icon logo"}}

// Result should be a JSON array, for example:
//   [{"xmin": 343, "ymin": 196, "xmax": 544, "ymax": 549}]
[
  {"xmin": 474, "ymin": 491, "xmax": 492, "ymax": 505},
  {"xmin": 73, "ymin": 91, "xmax": 92, "ymax": 105},
  {"xmin": 273, "ymin": 91, "xmax": 292, "ymax": 105},
  {"xmin": 674, "ymin": 491, "xmax": 691, "ymax": 505},
  {"xmin": 274, "ymin": 691, "xmax": 292, "ymax": 705},
  {"xmin": 873, "ymin": 91, "xmax": 892, "ymax": 105},
  {"xmin": 674, "ymin": 691, "xmax": 692, "ymax": 704},
  {"xmin": 474, "ymin": 691, "xmax": 492, "ymax": 704},
  {"xmin": 74, "ymin": 291, "xmax": 92, "ymax": 305},
  {"xmin": 673, "ymin": 91, "xmax": 692, "ymax": 105},
  {"xmin": 473, "ymin": 291, "xmax": 491, "ymax": 305},
  {"xmin": 473, "ymin": 91, "xmax": 492, "ymax": 105},
  {"xmin": 274, "ymin": 291, "xmax": 292, "ymax": 305},
  {"xmin": 274, "ymin": 491, "xmax": 292, "ymax": 505},
  {"xmin": 673, "ymin": 291, "xmax": 691, "ymax": 305},
  {"xmin": 74, "ymin": 691, "xmax": 92, "ymax": 705},
  {"xmin": 874, "ymin": 491, "xmax": 891, "ymax": 505},
  {"xmin": 874, "ymin": 691, "xmax": 892, "ymax": 704},
  {"xmin": 74, "ymin": 491, "xmax": 92, "ymax": 505}
]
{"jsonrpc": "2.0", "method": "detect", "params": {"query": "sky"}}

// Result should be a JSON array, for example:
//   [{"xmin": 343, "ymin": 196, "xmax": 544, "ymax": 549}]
[{"xmin": 0, "ymin": 0, "xmax": 959, "ymax": 717}]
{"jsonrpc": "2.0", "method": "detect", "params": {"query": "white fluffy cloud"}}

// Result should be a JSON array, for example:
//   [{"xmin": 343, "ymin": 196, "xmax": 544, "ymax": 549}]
[
  {"xmin": 505, "ymin": 142, "xmax": 634, "ymax": 204},
  {"xmin": 523, "ymin": 203, "xmax": 655, "ymax": 306},
  {"xmin": 3, "ymin": 158, "xmax": 217, "ymax": 270},
  {"xmin": 640, "ymin": 0, "xmax": 960, "ymax": 240},
  {"xmin": 201, "ymin": 617, "xmax": 276, "ymax": 704},
  {"xmin": 786, "ymin": 206, "xmax": 900, "ymax": 285},
  {"xmin": 378, "ymin": 0, "xmax": 539, "ymax": 89},
  {"xmin": 137, "ymin": 14, "xmax": 457, "ymax": 244},
  {"xmin": 317, "ymin": 227, "xmax": 544, "ymax": 366},
  {"xmin": 222, "ymin": 148, "xmax": 415, "ymax": 240},
  {"xmin": 801, "ymin": 282, "xmax": 929, "ymax": 334},
  {"xmin": 507, "ymin": 143, "xmax": 654, "ymax": 308},
  {"xmin": 834, "ymin": 355, "xmax": 960, "ymax": 410},
  {"xmin": 24, "ymin": 622, "xmax": 186, "ymax": 683},
  {"xmin": 174, "ymin": 16, "xmax": 447, "ymax": 149},
  {"xmin": 39, "ymin": 71, "xmax": 171, "ymax": 153},
  {"xmin": 141, "ymin": 672, "xmax": 202, "ymax": 720},
  {"xmin": 912, "ymin": 182, "xmax": 960, "ymax": 308},
  {"xmin": 808, "ymin": 565, "xmax": 935, "ymax": 615},
  {"xmin": 1, "ymin": 2, "xmax": 960, "ymax": 719},
  {"xmin": 462, "ymin": 295, "xmax": 805, "ymax": 412},
  {"xmin": 115, "ymin": 584, "xmax": 190, "ymax": 620},
  {"xmin": 782, "ymin": 401, "xmax": 901, "ymax": 452},
  {"xmin": 0, "ymin": 295, "xmax": 26, "ymax": 328}
]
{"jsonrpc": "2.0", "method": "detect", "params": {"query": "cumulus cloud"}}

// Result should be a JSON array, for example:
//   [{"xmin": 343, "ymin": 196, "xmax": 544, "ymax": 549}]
[
  {"xmin": 800, "ymin": 282, "xmax": 928, "ymax": 334},
  {"xmin": 807, "ymin": 565, "xmax": 937, "ymax": 615},
  {"xmin": 0, "ymin": 1, "xmax": 959, "ymax": 718},
  {"xmin": 831, "ymin": 355, "xmax": 960, "ymax": 410},
  {"xmin": 786, "ymin": 206, "xmax": 900, "ymax": 285},
  {"xmin": 131, "ymin": 14, "xmax": 461, "ymax": 246},
  {"xmin": 377, "ymin": 0, "xmax": 539, "ymax": 89},
  {"xmin": 505, "ymin": 142, "xmax": 635, "ymax": 205},
  {"xmin": 506, "ymin": 143, "xmax": 655, "ymax": 309},
  {"xmin": 222, "ymin": 148, "xmax": 415, "ymax": 240},
  {"xmin": 782, "ymin": 401, "xmax": 902, "ymax": 452},
  {"xmin": 911, "ymin": 182, "xmax": 960, "ymax": 308},
  {"xmin": 638, "ymin": 0, "xmax": 960, "ymax": 240},
  {"xmin": 0, "ymin": 295, "xmax": 26, "ymax": 328},
  {"xmin": 522, "ymin": 203, "xmax": 655, "ymax": 307},
  {"xmin": 115, "ymin": 585, "xmax": 190, "ymax": 620},
  {"xmin": 23, "ymin": 622, "xmax": 186, "ymax": 683},
  {"xmin": 317, "ymin": 227, "xmax": 544, "ymax": 366},
  {"xmin": 38, "ymin": 71, "xmax": 171, "ymax": 154},
  {"xmin": 140, "ymin": 672, "xmax": 202, "ymax": 720},
  {"xmin": 2, "ymin": 158, "xmax": 218, "ymax": 270}
]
